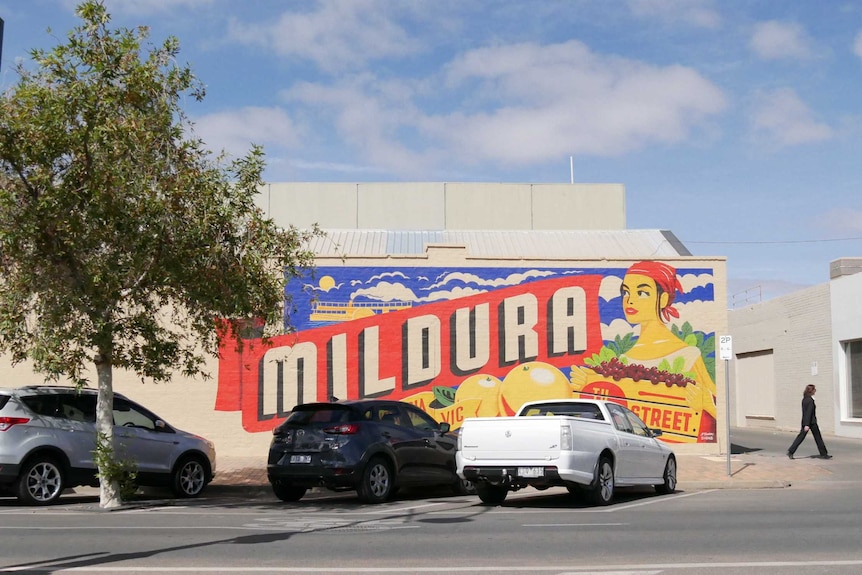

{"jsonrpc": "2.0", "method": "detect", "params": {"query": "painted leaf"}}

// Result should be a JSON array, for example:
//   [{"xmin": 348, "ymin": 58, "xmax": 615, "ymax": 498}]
[{"xmin": 433, "ymin": 386, "xmax": 456, "ymax": 407}]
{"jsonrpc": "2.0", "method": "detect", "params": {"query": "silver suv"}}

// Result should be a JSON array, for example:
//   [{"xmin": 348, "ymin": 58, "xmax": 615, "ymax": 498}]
[{"xmin": 0, "ymin": 386, "xmax": 216, "ymax": 505}]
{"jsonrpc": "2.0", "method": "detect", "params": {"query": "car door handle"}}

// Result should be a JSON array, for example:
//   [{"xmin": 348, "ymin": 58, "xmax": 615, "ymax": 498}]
[{"xmin": 382, "ymin": 431, "xmax": 391, "ymax": 438}]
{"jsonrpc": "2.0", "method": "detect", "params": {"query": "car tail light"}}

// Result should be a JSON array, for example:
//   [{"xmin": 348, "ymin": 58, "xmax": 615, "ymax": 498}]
[
  {"xmin": 323, "ymin": 423, "xmax": 360, "ymax": 435},
  {"xmin": 0, "ymin": 417, "xmax": 30, "ymax": 431},
  {"xmin": 561, "ymin": 424, "xmax": 573, "ymax": 451}
]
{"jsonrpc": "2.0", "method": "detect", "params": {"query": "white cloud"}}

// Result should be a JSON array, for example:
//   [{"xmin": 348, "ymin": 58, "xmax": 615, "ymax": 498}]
[
  {"xmin": 750, "ymin": 21, "xmax": 814, "ymax": 61},
  {"xmin": 283, "ymin": 40, "xmax": 726, "ymax": 176},
  {"xmin": 436, "ymin": 41, "xmax": 726, "ymax": 163},
  {"xmin": 854, "ymin": 30, "xmax": 862, "ymax": 60},
  {"xmin": 192, "ymin": 106, "xmax": 302, "ymax": 158},
  {"xmin": 627, "ymin": 0, "xmax": 721, "ymax": 29},
  {"xmin": 351, "ymin": 282, "xmax": 418, "ymax": 302},
  {"xmin": 103, "ymin": 0, "xmax": 215, "ymax": 16},
  {"xmin": 599, "ymin": 276, "xmax": 623, "ymax": 302},
  {"xmin": 679, "ymin": 272, "xmax": 713, "ymax": 292},
  {"xmin": 750, "ymin": 88, "xmax": 833, "ymax": 146},
  {"xmin": 227, "ymin": 0, "xmax": 419, "ymax": 73},
  {"xmin": 601, "ymin": 318, "xmax": 638, "ymax": 343}
]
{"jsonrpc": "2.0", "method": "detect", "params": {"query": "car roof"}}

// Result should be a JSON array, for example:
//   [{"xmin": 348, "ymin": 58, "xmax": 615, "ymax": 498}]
[
  {"xmin": 0, "ymin": 385, "xmax": 127, "ymax": 400},
  {"xmin": 294, "ymin": 399, "xmax": 415, "ymax": 409}
]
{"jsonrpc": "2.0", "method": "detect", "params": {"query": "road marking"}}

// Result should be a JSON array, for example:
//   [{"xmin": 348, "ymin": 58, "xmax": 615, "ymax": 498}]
[
  {"xmin": 522, "ymin": 522, "xmax": 629, "ymax": 527},
  {"xmin": 367, "ymin": 501, "xmax": 449, "ymax": 514},
  {"xmin": 5, "ymin": 560, "xmax": 862, "ymax": 572}
]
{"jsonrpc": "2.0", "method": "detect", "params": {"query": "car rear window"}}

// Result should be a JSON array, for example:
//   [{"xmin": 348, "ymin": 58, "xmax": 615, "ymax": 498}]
[
  {"xmin": 0, "ymin": 396, "xmax": 9, "ymax": 410},
  {"xmin": 521, "ymin": 402, "xmax": 605, "ymax": 420},
  {"xmin": 19, "ymin": 393, "xmax": 97, "ymax": 422},
  {"xmin": 286, "ymin": 405, "xmax": 358, "ymax": 424}
]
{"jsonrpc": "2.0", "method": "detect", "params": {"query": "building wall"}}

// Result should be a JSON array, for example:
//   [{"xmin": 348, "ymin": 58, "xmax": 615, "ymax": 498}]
[
  {"xmin": 214, "ymin": 250, "xmax": 727, "ymax": 456},
  {"xmin": 1, "ymin": 252, "xmax": 726, "ymax": 458},
  {"xmin": 258, "ymin": 182, "xmax": 626, "ymax": 231},
  {"xmin": 728, "ymin": 283, "xmax": 834, "ymax": 433},
  {"xmin": 830, "ymin": 272, "xmax": 862, "ymax": 438}
]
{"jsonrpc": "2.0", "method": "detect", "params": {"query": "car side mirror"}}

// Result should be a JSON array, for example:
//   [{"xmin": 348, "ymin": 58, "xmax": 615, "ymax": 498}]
[
  {"xmin": 650, "ymin": 428, "xmax": 663, "ymax": 437},
  {"xmin": 438, "ymin": 422, "xmax": 451, "ymax": 433},
  {"xmin": 155, "ymin": 419, "xmax": 167, "ymax": 431}
]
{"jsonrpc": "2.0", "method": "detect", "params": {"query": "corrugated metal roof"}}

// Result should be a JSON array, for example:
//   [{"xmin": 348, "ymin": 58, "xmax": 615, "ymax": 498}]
[{"xmin": 309, "ymin": 230, "xmax": 691, "ymax": 258}]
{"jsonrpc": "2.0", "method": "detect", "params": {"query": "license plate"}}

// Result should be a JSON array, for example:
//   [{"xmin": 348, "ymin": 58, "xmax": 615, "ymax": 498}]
[
  {"xmin": 290, "ymin": 455, "xmax": 311, "ymax": 464},
  {"xmin": 518, "ymin": 467, "xmax": 543, "ymax": 478}
]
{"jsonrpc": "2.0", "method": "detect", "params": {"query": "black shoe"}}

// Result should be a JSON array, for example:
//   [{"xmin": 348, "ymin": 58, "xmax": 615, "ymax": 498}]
[
  {"xmin": 787, "ymin": 451, "xmax": 794, "ymax": 459},
  {"xmin": 819, "ymin": 454, "xmax": 832, "ymax": 459}
]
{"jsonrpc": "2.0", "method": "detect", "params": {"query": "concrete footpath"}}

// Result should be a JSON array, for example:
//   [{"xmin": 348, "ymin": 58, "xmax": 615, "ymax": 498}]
[{"xmin": 203, "ymin": 426, "xmax": 862, "ymax": 499}]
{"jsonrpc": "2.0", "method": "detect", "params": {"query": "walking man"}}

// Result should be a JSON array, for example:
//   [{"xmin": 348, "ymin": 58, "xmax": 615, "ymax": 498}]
[{"xmin": 787, "ymin": 384, "xmax": 831, "ymax": 459}]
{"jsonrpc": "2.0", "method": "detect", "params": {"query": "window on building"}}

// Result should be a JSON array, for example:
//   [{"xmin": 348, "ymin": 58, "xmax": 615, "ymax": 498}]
[{"xmin": 848, "ymin": 340, "xmax": 862, "ymax": 419}]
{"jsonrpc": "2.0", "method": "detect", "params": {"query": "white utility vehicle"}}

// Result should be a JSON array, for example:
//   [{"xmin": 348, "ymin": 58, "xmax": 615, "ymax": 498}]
[{"xmin": 456, "ymin": 398, "xmax": 676, "ymax": 505}]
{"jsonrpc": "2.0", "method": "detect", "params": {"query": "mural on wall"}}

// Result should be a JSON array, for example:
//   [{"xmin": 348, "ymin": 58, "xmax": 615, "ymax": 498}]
[{"xmin": 216, "ymin": 261, "xmax": 717, "ymax": 443}]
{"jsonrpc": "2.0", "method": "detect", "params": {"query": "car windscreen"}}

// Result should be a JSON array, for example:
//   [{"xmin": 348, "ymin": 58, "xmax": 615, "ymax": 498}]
[{"xmin": 285, "ymin": 405, "xmax": 358, "ymax": 424}]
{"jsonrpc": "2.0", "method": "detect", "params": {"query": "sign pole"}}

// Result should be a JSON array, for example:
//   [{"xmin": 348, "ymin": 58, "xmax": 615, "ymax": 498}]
[
  {"xmin": 725, "ymin": 358, "xmax": 731, "ymax": 476},
  {"xmin": 719, "ymin": 335, "xmax": 733, "ymax": 477}
]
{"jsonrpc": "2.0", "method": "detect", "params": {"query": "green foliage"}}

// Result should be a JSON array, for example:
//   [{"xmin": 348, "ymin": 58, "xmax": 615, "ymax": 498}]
[
  {"xmin": 0, "ymin": 1, "xmax": 323, "ymax": 507},
  {"xmin": 433, "ymin": 385, "xmax": 456, "ymax": 407},
  {"xmin": 671, "ymin": 322, "xmax": 716, "ymax": 382},
  {"xmin": 0, "ymin": 1, "xmax": 322, "ymax": 384},
  {"xmin": 94, "ymin": 432, "xmax": 138, "ymax": 502},
  {"xmin": 586, "ymin": 323, "xmax": 714, "ymax": 382},
  {"xmin": 606, "ymin": 333, "xmax": 636, "ymax": 357},
  {"xmin": 656, "ymin": 356, "xmax": 696, "ymax": 381}
]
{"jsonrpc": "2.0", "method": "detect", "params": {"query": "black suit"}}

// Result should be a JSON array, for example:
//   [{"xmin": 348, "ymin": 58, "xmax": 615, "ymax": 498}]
[{"xmin": 788, "ymin": 395, "xmax": 829, "ymax": 457}]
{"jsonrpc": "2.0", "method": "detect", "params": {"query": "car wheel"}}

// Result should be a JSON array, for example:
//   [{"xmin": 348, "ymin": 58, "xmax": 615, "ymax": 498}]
[
  {"xmin": 17, "ymin": 456, "xmax": 64, "ymax": 506},
  {"xmin": 272, "ymin": 483, "xmax": 307, "ymax": 502},
  {"xmin": 475, "ymin": 482, "xmax": 508, "ymax": 505},
  {"xmin": 452, "ymin": 477, "xmax": 476, "ymax": 496},
  {"xmin": 357, "ymin": 457, "xmax": 393, "ymax": 504},
  {"xmin": 589, "ymin": 456, "xmax": 614, "ymax": 506},
  {"xmin": 655, "ymin": 455, "xmax": 677, "ymax": 495},
  {"xmin": 171, "ymin": 456, "xmax": 208, "ymax": 498}
]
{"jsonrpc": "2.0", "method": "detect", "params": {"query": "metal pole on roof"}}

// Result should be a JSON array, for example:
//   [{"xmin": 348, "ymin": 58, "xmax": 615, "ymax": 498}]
[{"xmin": 570, "ymin": 156, "xmax": 574, "ymax": 184}]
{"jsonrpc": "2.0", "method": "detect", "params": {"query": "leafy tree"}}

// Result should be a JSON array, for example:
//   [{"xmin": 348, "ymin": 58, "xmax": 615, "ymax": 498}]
[{"xmin": 0, "ymin": 1, "xmax": 319, "ymax": 508}]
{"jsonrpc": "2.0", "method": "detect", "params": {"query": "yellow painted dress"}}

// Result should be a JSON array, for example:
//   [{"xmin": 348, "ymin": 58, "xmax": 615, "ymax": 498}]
[{"xmin": 574, "ymin": 344, "xmax": 717, "ymax": 443}]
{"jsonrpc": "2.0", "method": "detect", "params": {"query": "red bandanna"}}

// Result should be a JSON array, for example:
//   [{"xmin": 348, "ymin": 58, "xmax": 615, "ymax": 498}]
[{"xmin": 626, "ymin": 261, "xmax": 684, "ymax": 322}]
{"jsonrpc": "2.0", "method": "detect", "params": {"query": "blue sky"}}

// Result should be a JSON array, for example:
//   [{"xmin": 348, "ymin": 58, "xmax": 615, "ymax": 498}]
[{"xmin": 2, "ymin": 0, "xmax": 861, "ymax": 304}]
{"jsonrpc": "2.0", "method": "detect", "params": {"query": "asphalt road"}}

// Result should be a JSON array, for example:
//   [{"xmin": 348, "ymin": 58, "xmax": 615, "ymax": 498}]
[{"xmin": 2, "ymin": 427, "xmax": 862, "ymax": 574}]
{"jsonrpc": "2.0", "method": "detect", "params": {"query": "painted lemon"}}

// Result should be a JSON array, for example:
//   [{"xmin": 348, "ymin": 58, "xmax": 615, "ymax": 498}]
[
  {"xmin": 454, "ymin": 374, "xmax": 502, "ymax": 417},
  {"xmin": 498, "ymin": 362, "xmax": 573, "ymax": 416}
]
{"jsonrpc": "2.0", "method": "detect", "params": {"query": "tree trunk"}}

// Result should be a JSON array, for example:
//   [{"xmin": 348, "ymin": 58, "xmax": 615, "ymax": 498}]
[{"xmin": 96, "ymin": 354, "xmax": 121, "ymax": 508}]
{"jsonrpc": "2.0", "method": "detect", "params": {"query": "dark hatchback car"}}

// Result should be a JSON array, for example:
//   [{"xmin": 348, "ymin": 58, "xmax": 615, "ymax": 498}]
[{"xmin": 267, "ymin": 399, "xmax": 473, "ymax": 503}]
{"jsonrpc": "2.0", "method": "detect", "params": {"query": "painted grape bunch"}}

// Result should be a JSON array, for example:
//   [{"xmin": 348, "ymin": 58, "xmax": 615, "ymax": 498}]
[{"xmin": 589, "ymin": 357, "xmax": 694, "ymax": 388}]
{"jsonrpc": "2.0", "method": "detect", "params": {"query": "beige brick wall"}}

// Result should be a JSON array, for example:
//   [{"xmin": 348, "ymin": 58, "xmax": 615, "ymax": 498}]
[{"xmin": 729, "ymin": 283, "xmax": 833, "ymax": 433}]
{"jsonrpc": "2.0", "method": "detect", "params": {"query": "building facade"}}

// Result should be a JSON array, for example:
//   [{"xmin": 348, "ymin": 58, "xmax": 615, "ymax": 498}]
[
  {"xmin": 1, "ymin": 183, "xmax": 729, "ymax": 457},
  {"xmin": 729, "ymin": 258, "xmax": 862, "ymax": 440}
]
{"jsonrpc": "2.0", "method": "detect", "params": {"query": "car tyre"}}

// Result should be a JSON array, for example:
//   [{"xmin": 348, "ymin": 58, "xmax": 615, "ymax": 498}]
[
  {"xmin": 475, "ymin": 482, "xmax": 508, "ymax": 505},
  {"xmin": 589, "ymin": 455, "xmax": 614, "ymax": 506},
  {"xmin": 452, "ymin": 477, "xmax": 476, "ymax": 496},
  {"xmin": 171, "ymin": 456, "xmax": 208, "ymax": 498},
  {"xmin": 272, "ymin": 483, "xmax": 307, "ymax": 502},
  {"xmin": 17, "ymin": 456, "xmax": 64, "ymax": 506},
  {"xmin": 357, "ymin": 456, "xmax": 393, "ymax": 504},
  {"xmin": 655, "ymin": 455, "xmax": 677, "ymax": 495}
]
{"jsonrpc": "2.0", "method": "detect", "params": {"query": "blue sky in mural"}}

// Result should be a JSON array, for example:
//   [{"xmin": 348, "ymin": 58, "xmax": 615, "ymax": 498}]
[
  {"xmin": 2, "ymin": 1, "xmax": 861, "ymax": 303},
  {"xmin": 287, "ymin": 265, "xmax": 716, "ymax": 344}
]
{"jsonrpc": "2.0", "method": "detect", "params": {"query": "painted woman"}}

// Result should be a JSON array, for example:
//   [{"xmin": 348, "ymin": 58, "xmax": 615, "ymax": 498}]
[{"xmin": 571, "ymin": 261, "xmax": 717, "ymax": 442}]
